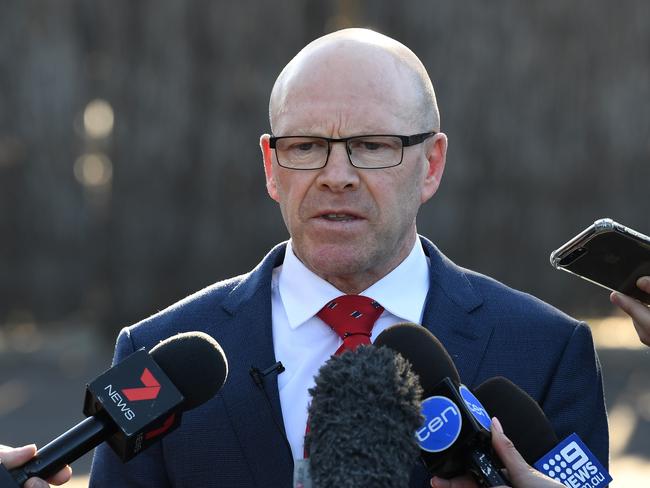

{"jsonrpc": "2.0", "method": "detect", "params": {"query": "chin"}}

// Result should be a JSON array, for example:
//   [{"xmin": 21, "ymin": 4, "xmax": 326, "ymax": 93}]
[{"xmin": 304, "ymin": 244, "xmax": 374, "ymax": 278}]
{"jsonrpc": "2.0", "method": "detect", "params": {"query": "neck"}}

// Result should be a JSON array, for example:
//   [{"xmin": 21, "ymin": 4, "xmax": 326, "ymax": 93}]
[{"xmin": 313, "ymin": 233, "xmax": 418, "ymax": 294}]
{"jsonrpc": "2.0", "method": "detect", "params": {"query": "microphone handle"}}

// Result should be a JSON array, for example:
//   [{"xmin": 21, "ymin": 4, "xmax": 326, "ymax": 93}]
[
  {"xmin": 469, "ymin": 448, "xmax": 510, "ymax": 487},
  {"xmin": 9, "ymin": 410, "xmax": 116, "ymax": 486}
]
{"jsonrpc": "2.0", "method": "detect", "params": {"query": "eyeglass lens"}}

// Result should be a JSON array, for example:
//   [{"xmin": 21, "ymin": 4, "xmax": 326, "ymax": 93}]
[{"xmin": 274, "ymin": 136, "xmax": 403, "ymax": 169}]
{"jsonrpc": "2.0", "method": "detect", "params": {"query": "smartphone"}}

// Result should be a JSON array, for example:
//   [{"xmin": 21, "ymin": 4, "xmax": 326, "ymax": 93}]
[{"xmin": 550, "ymin": 218, "xmax": 650, "ymax": 305}]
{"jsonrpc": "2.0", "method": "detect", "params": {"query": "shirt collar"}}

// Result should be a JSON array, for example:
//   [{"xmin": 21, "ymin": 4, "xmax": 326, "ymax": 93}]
[{"xmin": 278, "ymin": 238, "xmax": 430, "ymax": 329}]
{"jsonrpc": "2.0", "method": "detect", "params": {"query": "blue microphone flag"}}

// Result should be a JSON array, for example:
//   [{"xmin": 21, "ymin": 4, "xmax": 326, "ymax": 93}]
[{"xmin": 533, "ymin": 433, "xmax": 612, "ymax": 488}]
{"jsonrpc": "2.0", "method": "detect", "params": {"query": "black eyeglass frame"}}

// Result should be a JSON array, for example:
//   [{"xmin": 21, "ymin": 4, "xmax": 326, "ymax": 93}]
[{"xmin": 268, "ymin": 131, "xmax": 438, "ymax": 170}]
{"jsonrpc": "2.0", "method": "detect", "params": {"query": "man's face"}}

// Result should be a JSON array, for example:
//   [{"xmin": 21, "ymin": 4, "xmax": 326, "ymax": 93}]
[{"xmin": 260, "ymin": 45, "xmax": 447, "ymax": 292}]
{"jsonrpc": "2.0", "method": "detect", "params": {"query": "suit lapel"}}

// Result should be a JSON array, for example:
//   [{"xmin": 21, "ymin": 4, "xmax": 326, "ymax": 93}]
[
  {"xmin": 419, "ymin": 237, "xmax": 494, "ymax": 386},
  {"xmin": 212, "ymin": 238, "xmax": 495, "ymax": 486},
  {"xmin": 217, "ymin": 244, "xmax": 294, "ymax": 487}
]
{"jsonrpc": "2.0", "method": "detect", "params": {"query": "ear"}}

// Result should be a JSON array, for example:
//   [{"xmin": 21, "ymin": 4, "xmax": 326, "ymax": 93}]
[
  {"xmin": 260, "ymin": 134, "xmax": 280, "ymax": 202},
  {"xmin": 420, "ymin": 132, "xmax": 447, "ymax": 204}
]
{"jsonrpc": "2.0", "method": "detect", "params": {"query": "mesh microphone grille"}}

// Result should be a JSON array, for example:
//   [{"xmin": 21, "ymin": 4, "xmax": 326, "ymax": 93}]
[
  {"xmin": 150, "ymin": 331, "xmax": 228, "ymax": 410},
  {"xmin": 307, "ymin": 345, "xmax": 423, "ymax": 488},
  {"xmin": 374, "ymin": 322, "xmax": 460, "ymax": 394},
  {"xmin": 474, "ymin": 376, "xmax": 558, "ymax": 463}
]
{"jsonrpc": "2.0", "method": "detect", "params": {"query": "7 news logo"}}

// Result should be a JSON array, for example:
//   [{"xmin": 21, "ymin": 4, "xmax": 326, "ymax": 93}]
[
  {"xmin": 534, "ymin": 434, "xmax": 612, "ymax": 488},
  {"xmin": 122, "ymin": 368, "xmax": 161, "ymax": 401},
  {"xmin": 104, "ymin": 368, "xmax": 162, "ymax": 421}
]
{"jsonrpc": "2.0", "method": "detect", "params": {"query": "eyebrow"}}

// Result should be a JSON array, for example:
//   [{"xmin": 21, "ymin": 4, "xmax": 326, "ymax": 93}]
[{"xmin": 275, "ymin": 126, "xmax": 404, "ymax": 137}]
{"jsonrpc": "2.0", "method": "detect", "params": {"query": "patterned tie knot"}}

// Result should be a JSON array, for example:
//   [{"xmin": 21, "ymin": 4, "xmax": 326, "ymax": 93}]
[{"xmin": 317, "ymin": 295, "xmax": 384, "ymax": 354}]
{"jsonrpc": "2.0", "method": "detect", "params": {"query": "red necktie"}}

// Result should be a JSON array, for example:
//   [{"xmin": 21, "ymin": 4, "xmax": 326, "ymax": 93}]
[
  {"xmin": 317, "ymin": 295, "xmax": 385, "ymax": 355},
  {"xmin": 304, "ymin": 295, "xmax": 384, "ymax": 458}
]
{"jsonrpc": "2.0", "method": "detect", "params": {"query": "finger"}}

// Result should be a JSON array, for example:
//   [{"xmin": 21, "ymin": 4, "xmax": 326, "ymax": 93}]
[
  {"xmin": 610, "ymin": 290, "xmax": 647, "ymax": 319},
  {"xmin": 430, "ymin": 474, "xmax": 479, "ymax": 488},
  {"xmin": 47, "ymin": 464, "xmax": 72, "ymax": 485},
  {"xmin": 490, "ymin": 417, "xmax": 528, "ymax": 471},
  {"xmin": 491, "ymin": 417, "xmax": 564, "ymax": 488},
  {"xmin": 24, "ymin": 478, "xmax": 50, "ymax": 488},
  {"xmin": 637, "ymin": 276, "xmax": 650, "ymax": 294},
  {"xmin": 610, "ymin": 291, "xmax": 650, "ymax": 345},
  {"xmin": 0, "ymin": 445, "xmax": 37, "ymax": 469},
  {"xmin": 609, "ymin": 290, "xmax": 635, "ymax": 313},
  {"xmin": 630, "ymin": 316, "xmax": 650, "ymax": 347},
  {"xmin": 431, "ymin": 476, "xmax": 452, "ymax": 488}
]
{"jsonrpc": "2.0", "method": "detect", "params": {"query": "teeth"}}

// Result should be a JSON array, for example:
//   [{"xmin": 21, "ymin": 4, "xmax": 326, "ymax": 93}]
[{"xmin": 323, "ymin": 214, "xmax": 355, "ymax": 221}]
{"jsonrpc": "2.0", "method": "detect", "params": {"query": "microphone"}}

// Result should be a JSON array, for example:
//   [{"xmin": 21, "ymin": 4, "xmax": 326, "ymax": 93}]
[
  {"xmin": 374, "ymin": 323, "xmax": 507, "ymax": 486},
  {"xmin": 473, "ymin": 376, "xmax": 558, "ymax": 464},
  {"xmin": 2, "ymin": 331, "xmax": 228, "ymax": 488},
  {"xmin": 249, "ymin": 361, "xmax": 285, "ymax": 388},
  {"xmin": 474, "ymin": 377, "xmax": 612, "ymax": 488},
  {"xmin": 249, "ymin": 361, "xmax": 292, "ymax": 462},
  {"xmin": 305, "ymin": 345, "xmax": 423, "ymax": 488}
]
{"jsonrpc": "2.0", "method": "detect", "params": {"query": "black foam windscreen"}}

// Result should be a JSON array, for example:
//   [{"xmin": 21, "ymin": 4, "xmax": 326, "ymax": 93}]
[
  {"xmin": 150, "ymin": 331, "xmax": 228, "ymax": 410},
  {"xmin": 307, "ymin": 345, "xmax": 423, "ymax": 488},
  {"xmin": 474, "ymin": 376, "xmax": 558, "ymax": 463},
  {"xmin": 374, "ymin": 322, "xmax": 460, "ymax": 394}
]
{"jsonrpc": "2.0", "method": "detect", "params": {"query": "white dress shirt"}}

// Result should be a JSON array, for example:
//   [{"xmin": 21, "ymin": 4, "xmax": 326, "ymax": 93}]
[{"xmin": 271, "ymin": 238, "xmax": 430, "ymax": 459}]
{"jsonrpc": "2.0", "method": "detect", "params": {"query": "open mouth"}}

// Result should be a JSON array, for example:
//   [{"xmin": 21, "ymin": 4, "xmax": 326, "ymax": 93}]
[{"xmin": 320, "ymin": 213, "xmax": 359, "ymax": 222}]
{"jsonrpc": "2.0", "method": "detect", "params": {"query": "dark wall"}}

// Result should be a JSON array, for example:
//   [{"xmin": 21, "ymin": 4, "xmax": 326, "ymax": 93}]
[{"xmin": 1, "ymin": 1, "xmax": 649, "ymax": 338}]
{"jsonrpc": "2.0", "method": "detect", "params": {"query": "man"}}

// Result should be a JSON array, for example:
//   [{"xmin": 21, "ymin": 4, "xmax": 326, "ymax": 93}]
[{"xmin": 90, "ymin": 28, "xmax": 608, "ymax": 487}]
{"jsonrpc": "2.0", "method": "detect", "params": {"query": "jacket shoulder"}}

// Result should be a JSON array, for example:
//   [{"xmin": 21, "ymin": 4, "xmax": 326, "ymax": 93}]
[
  {"xmin": 113, "ymin": 242, "xmax": 286, "ymax": 355},
  {"xmin": 114, "ymin": 274, "xmax": 247, "ymax": 351},
  {"xmin": 462, "ymin": 266, "xmax": 586, "ymax": 344}
]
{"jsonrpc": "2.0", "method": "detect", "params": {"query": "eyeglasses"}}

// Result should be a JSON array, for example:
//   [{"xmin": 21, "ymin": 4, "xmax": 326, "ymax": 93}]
[{"xmin": 268, "ymin": 132, "xmax": 437, "ymax": 170}]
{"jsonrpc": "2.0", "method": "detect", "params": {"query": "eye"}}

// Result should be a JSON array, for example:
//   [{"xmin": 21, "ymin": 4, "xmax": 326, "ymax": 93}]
[
  {"xmin": 349, "ymin": 137, "xmax": 400, "ymax": 152},
  {"xmin": 294, "ymin": 142, "xmax": 315, "ymax": 151},
  {"xmin": 283, "ymin": 138, "xmax": 327, "ymax": 153},
  {"xmin": 361, "ymin": 141, "xmax": 384, "ymax": 151},
  {"xmin": 349, "ymin": 139, "xmax": 383, "ymax": 151}
]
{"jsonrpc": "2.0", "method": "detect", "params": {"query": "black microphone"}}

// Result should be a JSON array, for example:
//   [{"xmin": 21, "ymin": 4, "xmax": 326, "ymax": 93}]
[
  {"xmin": 305, "ymin": 345, "xmax": 423, "ymax": 488},
  {"xmin": 375, "ymin": 323, "xmax": 507, "ymax": 486},
  {"xmin": 473, "ymin": 376, "xmax": 558, "ymax": 464},
  {"xmin": 249, "ymin": 361, "xmax": 285, "ymax": 388},
  {"xmin": 248, "ymin": 361, "xmax": 292, "ymax": 462},
  {"xmin": 2, "ymin": 331, "xmax": 228, "ymax": 488},
  {"xmin": 474, "ymin": 377, "xmax": 612, "ymax": 488}
]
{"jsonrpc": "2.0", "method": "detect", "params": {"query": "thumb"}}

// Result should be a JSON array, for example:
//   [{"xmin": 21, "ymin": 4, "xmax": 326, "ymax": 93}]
[
  {"xmin": 0, "ymin": 444, "xmax": 38, "ymax": 470},
  {"xmin": 490, "ymin": 417, "xmax": 528, "ymax": 472},
  {"xmin": 490, "ymin": 418, "xmax": 564, "ymax": 488},
  {"xmin": 24, "ymin": 477, "xmax": 51, "ymax": 488}
]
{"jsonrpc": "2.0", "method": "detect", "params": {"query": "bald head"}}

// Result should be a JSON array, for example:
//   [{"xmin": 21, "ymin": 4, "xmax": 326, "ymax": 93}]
[{"xmin": 269, "ymin": 28, "xmax": 440, "ymax": 135}]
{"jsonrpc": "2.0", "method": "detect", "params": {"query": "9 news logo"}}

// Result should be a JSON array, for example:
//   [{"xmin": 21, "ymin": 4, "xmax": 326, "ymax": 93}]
[{"xmin": 533, "ymin": 434, "xmax": 612, "ymax": 488}]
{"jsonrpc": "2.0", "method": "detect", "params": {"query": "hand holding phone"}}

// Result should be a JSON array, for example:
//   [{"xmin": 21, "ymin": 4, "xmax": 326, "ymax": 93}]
[{"xmin": 610, "ymin": 277, "xmax": 650, "ymax": 346}]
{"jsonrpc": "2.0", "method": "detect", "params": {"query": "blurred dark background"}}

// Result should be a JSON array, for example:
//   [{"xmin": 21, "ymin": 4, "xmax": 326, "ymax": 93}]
[
  {"xmin": 1, "ymin": 1, "xmax": 649, "ymax": 341},
  {"xmin": 1, "ymin": 2, "xmax": 650, "ymax": 484}
]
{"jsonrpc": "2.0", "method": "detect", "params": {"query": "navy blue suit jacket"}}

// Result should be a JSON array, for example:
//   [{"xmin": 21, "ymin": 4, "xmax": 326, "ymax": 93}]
[{"xmin": 90, "ymin": 237, "xmax": 608, "ymax": 487}]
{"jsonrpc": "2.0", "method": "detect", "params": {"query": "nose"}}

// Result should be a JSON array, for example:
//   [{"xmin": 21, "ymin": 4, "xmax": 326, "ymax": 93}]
[{"xmin": 315, "ymin": 141, "xmax": 360, "ymax": 192}]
